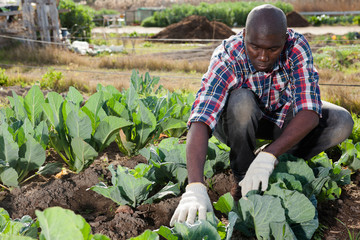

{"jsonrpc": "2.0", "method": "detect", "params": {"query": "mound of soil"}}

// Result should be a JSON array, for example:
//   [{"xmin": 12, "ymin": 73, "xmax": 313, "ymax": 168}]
[
  {"xmin": 151, "ymin": 15, "xmax": 236, "ymax": 42},
  {"xmin": 286, "ymin": 11, "xmax": 310, "ymax": 27}
]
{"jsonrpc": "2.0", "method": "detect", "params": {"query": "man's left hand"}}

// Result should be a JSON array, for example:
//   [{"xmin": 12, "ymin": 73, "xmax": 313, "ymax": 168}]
[{"xmin": 239, "ymin": 151, "xmax": 278, "ymax": 198}]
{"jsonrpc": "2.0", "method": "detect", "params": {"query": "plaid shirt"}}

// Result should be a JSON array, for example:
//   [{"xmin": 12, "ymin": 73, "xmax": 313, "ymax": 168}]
[{"xmin": 188, "ymin": 29, "xmax": 322, "ymax": 132}]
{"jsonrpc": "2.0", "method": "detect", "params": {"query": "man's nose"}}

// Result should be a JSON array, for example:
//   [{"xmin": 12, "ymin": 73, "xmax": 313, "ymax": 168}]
[{"xmin": 258, "ymin": 49, "xmax": 269, "ymax": 62}]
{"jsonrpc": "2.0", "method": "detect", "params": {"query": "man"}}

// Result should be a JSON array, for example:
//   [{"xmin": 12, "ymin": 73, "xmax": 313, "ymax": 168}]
[{"xmin": 170, "ymin": 4, "xmax": 354, "ymax": 226}]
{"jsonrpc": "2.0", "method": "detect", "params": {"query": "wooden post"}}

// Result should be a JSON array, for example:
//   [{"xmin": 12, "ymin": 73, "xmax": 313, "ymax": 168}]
[
  {"xmin": 22, "ymin": 0, "xmax": 36, "ymax": 46},
  {"xmin": 48, "ymin": 0, "xmax": 60, "ymax": 42},
  {"xmin": 36, "ymin": 0, "xmax": 51, "ymax": 42},
  {"xmin": 22, "ymin": 0, "xmax": 60, "ymax": 45}
]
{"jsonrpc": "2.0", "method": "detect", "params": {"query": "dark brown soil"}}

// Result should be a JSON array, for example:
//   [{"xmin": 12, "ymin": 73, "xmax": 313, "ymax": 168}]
[
  {"xmin": 286, "ymin": 11, "xmax": 310, "ymax": 27},
  {"xmin": 151, "ymin": 15, "xmax": 236, "ymax": 42},
  {"xmin": 318, "ymin": 172, "xmax": 360, "ymax": 240}
]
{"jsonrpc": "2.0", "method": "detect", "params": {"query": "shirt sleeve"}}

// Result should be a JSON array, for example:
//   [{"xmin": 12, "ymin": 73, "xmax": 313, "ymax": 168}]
[
  {"xmin": 188, "ymin": 44, "xmax": 238, "ymax": 132},
  {"xmin": 289, "ymin": 34, "xmax": 322, "ymax": 116}
]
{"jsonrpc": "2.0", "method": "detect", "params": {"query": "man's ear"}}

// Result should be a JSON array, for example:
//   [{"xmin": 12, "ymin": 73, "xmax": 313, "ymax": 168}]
[
  {"xmin": 284, "ymin": 32, "xmax": 289, "ymax": 41},
  {"xmin": 243, "ymin": 29, "xmax": 246, "ymax": 38}
]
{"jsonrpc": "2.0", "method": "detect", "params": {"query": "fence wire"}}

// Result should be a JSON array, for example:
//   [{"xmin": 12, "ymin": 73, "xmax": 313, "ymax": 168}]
[
  {"xmin": 0, "ymin": 34, "xmax": 359, "ymax": 88},
  {"xmin": 0, "ymin": 63, "xmax": 359, "ymax": 88}
]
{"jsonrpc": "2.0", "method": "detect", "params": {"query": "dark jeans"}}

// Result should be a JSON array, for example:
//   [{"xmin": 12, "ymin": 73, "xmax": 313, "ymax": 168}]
[{"xmin": 213, "ymin": 88, "xmax": 354, "ymax": 182}]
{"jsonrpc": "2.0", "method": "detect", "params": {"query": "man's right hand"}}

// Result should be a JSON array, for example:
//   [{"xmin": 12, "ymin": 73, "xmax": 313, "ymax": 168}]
[{"xmin": 170, "ymin": 182, "xmax": 213, "ymax": 226}]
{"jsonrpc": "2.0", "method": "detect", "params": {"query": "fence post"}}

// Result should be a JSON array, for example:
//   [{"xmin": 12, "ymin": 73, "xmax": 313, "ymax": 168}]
[
  {"xmin": 22, "ymin": 0, "xmax": 36, "ymax": 47},
  {"xmin": 22, "ymin": 0, "xmax": 60, "ymax": 45}
]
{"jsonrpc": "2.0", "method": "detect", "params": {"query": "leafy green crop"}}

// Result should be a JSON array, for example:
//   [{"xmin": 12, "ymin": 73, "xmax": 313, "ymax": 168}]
[
  {"xmin": 43, "ymin": 87, "xmax": 132, "ymax": 172},
  {"xmin": 91, "ymin": 137, "xmax": 229, "ymax": 208},
  {"xmin": 0, "ymin": 206, "xmax": 111, "ymax": 239},
  {"xmin": 215, "ymin": 152, "xmax": 356, "ymax": 240},
  {"xmin": 0, "ymin": 86, "xmax": 61, "ymax": 187},
  {"xmin": 130, "ymin": 212, "xmax": 226, "ymax": 240},
  {"xmin": 0, "ymin": 208, "xmax": 37, "ymax": 239},
  {"xmin": 338, "ymin": 139, "xmax": 360, "ymax": 171},
  {"xmin": 163, "ymin": 92, "xmax": 194, "ymax": 138},
  {"xmin": 90, "ymin": 164, "xmax": 180, "ymax": 207},
  {"xmin": 106, "ymin": 71, "xmax": 185, "ymax": 156},
  {"xmin": 36, "ymin": 207, "xmax": 110, "ymax": 240},
  {"xmin": 129, "ymin": 70, "xmax": 163, "ymax": 97},
  {"xmin": 0, "ymin": 126, "xmax": 45, "ymax": 187},
  {"xmin": 307, "ymin": 152, "xmax": 351, "ymax": 201},
  {"xmin": 139, "ymin": 137, "xmax": 230, "ymax": 187},
  {"xmin": 219, "ymin": 154, "xmax": 330, "ymax": 240}
]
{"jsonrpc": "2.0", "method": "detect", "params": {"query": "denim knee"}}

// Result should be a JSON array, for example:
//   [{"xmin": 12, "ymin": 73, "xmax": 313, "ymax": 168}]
[
  {"xmin": 323, "ymin": 102, "xmax": 354, "ymax": 146},
  {"xmin": 226, "ymin": 88, "xmax": 262, "ymax": 125}
]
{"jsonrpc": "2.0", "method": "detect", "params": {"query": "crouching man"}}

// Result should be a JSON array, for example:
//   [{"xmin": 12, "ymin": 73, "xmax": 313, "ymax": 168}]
[{"xmin": 170, "ymin": 4, "xmax": 354, "ymax": 226}]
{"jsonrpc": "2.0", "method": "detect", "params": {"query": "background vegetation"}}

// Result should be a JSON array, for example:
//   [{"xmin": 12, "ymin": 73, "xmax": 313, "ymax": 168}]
[{"xmin": 141, "ymin": 1, "xmax": 293, "ymax": 27}]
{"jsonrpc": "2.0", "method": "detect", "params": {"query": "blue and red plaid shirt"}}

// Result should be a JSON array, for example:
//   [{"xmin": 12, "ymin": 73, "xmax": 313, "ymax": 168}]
[{"xmin": 188, "ymin": 29, "xmax": 322, "ymax": 132}]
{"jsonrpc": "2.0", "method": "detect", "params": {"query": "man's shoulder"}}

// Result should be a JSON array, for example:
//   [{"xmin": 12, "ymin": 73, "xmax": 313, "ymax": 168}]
[
  {"xmin": 223, "ymin": 31, "xmax": 244, "ymax": 50},
  {"xmin": 286, "ymin": 29, "xmax": 310, "ymax": 46},
  {"xmin": 211, "ymin": 31, "xmax": 246, "ymax": 62}
]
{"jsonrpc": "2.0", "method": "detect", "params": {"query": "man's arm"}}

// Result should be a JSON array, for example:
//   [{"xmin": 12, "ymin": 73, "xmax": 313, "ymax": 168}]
[
  {"xmin": 264, "ymin": 109, "xmax": 319, "ymax": 157},
  {"xmin": 186, "ymin": 122, "xmax": 211, "ymax": 183},
  {"xmin": 239, "ymin": 109, "xmax": 319, "ymax": 198},
  {"xmin": 169, "ymin": 122, "xmax": 213, "ymax": 226}
]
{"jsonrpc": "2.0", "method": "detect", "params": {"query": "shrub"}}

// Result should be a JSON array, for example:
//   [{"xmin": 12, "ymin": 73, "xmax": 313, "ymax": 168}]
[
  {"xmin": 40, "ymin": 68, "xmax": 63, "ymax": 91},
  {"xmin": 59, "ymin": 0, "xmax": 95, "ymax": 41},
  {"xmin": 0, "ymin": 68, "xmax": 8, "ymax": 86},
  {"xmin": 350, "ymin": 113, "xmax": 360, "ymax": 144},
  {"xmin": 141, "ymin": 16, "xmax": 157, "ymax": 27},
  {"xmin": 353, "ymin": 15, "xmax": 360, "ymax": 25},
  {"xmin": 308, "ymin": 14, "xmax": 355, "ymax": 26},
  {"xmin": 141, "ymin": 1, "xmax": 293, "ymax": 27}
]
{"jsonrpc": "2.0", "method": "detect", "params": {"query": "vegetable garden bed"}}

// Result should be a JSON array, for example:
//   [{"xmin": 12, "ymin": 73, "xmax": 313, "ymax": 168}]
[
  {"xmin": 0, "ymin": 142, "xmax": 358, "ymax": 239},
  {"xmin": 0, "ymin": 71, "xmax": 358, "ymax": 239}
]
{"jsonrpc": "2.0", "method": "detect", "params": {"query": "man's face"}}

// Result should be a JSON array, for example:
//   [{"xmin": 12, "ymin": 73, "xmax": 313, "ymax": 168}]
[{"xmin": 244, "ymin": 30, "xmax": 287, "ymax": 72}]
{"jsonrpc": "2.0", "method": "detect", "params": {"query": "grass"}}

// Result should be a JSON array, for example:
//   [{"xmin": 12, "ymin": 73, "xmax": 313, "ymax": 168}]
[
  {"xmin": 336, "ymin": 218, "xmax": 360, "ymax": 240},
  {"xmin": 0, "ymin": 34, "xmax": 360, "ymax": 115},
  {"xmin": 98, "ymin": 55, "xmax": 208, "ymax": 73},
  {"xmin": 90, "ymin": 32, "xmax": 210, "ymax": 55}
]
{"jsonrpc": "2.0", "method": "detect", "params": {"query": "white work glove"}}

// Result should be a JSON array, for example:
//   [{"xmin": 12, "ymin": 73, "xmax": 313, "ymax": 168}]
[
  {"xmin": 170, "ymin": 182, "xmax": 213, "ymax": 226},
  {"xmin": 239, "ymin": 151, "xmax": 278, "ymax": 199}
]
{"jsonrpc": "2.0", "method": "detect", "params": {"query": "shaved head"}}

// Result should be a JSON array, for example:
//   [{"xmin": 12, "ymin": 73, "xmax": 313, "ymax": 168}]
[
  {"xmin": 245, "ymin": 4, "xmax": 287, "ymax": 38},
  {"xmin": 243, "ymin": 4, "xmax": 288, "ymax": 72}
]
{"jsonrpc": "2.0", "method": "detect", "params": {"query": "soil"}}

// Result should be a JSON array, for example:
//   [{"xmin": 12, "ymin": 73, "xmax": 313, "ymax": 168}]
[
  {"xmin": 0, "ymin": 133, "xmax": 358, "ymax": 239},
  {"xmin": 151, "ymin": 15, "xmax": 236, "ymax": 42},
  {"xmin": 286, "ymin": 11, "xmax": 310, "ymax": 28}
]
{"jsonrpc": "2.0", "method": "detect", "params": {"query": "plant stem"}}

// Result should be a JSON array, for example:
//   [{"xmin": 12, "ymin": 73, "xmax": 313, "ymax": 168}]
[
  {"xmin": 0, "ymin": 184, "xmax": 11, "ymax": 191},
  {"xmin": 21, "ymin": 173, "xmax": 38, "ymax": 184}
]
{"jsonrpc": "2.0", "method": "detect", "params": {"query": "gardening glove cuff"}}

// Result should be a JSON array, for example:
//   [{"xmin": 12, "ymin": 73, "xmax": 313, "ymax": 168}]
[
  {"xmin": 239, "ymin": 151, "xmax": 278, "ymax": 199},
  {"xmin": 170, "ymin": 182, "xmax": 213, "ymax": 226}
]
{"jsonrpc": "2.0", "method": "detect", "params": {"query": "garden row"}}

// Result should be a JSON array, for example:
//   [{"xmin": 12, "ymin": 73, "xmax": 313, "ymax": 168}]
[{"xmin": 0, "ymin": 70, "xmax": 359, "ymax": 239}]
